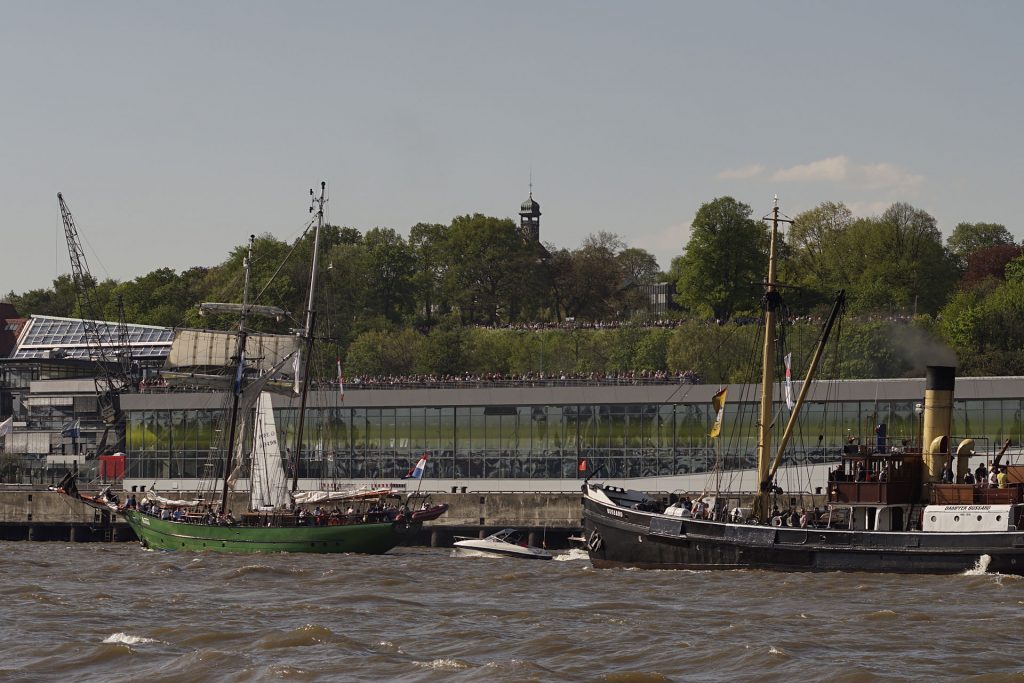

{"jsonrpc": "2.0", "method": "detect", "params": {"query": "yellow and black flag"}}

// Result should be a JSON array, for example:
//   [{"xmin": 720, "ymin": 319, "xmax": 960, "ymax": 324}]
[{"xmin": 709, "ymin": 387, "xmax": 728, "ymax": 438}]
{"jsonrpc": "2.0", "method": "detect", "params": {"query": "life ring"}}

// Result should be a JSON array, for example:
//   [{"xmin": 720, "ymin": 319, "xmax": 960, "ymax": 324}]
[
  {"xmin": 771, "ymin": 516, "xmax": 783, "ymax": 527},
  {"xmin": 586, "ymin": 531, "xmax": 604, "ymax": 552}
]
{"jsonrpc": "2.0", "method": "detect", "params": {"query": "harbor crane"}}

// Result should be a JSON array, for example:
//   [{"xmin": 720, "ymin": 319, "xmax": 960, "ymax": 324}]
[{"xmin": 57, "ymin": 193, "xmax": 128, "ymax": 456}]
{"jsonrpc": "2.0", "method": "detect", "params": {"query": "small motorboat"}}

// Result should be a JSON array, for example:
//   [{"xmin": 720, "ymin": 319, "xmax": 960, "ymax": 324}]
[{"xmin": 453, "ymin": 528, "xmax": 553, "ymax": 560}]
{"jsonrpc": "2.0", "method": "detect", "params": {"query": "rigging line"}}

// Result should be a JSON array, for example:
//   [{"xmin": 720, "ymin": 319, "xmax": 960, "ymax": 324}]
[
  {"xmin": 251, "ymin": 218, "xmax": 315, "ymax": 307},
  {"xmin": 75, "ymin": 213, "xmax": 114, "ymax": 283}
]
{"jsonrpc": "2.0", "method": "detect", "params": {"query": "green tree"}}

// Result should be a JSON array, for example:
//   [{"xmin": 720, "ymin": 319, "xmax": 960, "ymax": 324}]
[
  {"xmin": 1006, "ymin": 254, "xmax": 1024, "ymax": 283},
  {"xmin": 786, "ymin": 201, "xmax": 854, "ymax": 306},
  {"xmin": 674, "ymin": 197, "xmax": 768, "ymax": 321},
  {"xmin": 946, "ymin": 222, "xmax": 1016, "ymax": 269},
  {"xmin": 442, "ymin": 214, "xmax": 538, "ymax": 325},
  {"xmin": 415, "ymin": 318, "xmax": 467, "ymax": 375},
  {"xmin": 617, "ymin": 247, "xmax": 660, "ymax": 285},
  {"xmin": 7, "ymin": 274, "xmax": 78, "ymax": 317},
  {"xmin": 344, "ymin": 328, "xmax": 421, "ymax": 376},
  {"xmin": 116, "ymin": 267, "xmax": 198, "ymax": 327},
  {"xmin": 554, "ymin": 237, "xmax": 626, "ymax": 321},
  {"xmin": 938, "ymin": 276, "xmax": 1024, "ymax": 373},
  {"xmin": 363, "ymin": 227, "xmax": 416, "ymax": 324},
  {"xmin": 666, "ymin": 320, "xmax": 754, "ymax": 383},
  {"xmin": 816, "ymin": 203, "xmax": 956, "ymax": 315},
  {"xmin": 409, "ymin": 222, "xmax": 450, "ymax": 324},
  {"xmin": 463, "ymin": 327, "xmax": 513, "ymax": 375}
]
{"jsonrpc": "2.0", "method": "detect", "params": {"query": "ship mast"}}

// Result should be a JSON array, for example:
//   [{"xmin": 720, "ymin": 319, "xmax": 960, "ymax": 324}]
[
  {"xmin": 220, "ymin": 235, "xmax": 256, "ymax": 515},
  {"xmin": 753, "ymin": 197, "xmax": 790, "ymax": 522},
  {"xmin": 291, "ymin": 182, "xmax": 326, "ymax": 492}
]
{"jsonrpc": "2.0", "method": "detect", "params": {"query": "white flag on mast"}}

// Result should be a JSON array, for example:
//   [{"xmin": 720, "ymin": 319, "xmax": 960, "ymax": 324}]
[
  {"xmin": 337, "ymin": 358, "xmax": 345, "ymax": 402},
  {"xmin": 784, "ymin": 353, "xmax": 795, "ymax": 410}
]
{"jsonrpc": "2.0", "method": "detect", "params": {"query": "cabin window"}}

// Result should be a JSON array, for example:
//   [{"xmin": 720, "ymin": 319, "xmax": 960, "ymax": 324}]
[
  {"xmin": 930, "ymin": 515, "xmax": 936, "ymax": 522},
  {"xmin": 954, "ymin": 516, "xmax": 960, "ymax": 522},
  {"xmin": 978, "ymin": 516, "xmax": 983, "ymax": 521}
]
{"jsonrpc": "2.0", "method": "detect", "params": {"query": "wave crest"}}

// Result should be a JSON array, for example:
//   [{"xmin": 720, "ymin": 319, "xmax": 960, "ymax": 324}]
[{"xmin": 103, "ymin": 633, "xmax": 158, "ymax": 645}]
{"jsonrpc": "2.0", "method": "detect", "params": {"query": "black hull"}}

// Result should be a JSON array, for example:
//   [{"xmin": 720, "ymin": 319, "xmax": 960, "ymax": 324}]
[{"xmin": 582, "ymin": 495, "xmax": 1024, "ymax": 575}]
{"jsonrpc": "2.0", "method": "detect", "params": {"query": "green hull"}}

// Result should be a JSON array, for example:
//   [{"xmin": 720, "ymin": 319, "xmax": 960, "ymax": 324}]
[{"xmin": 122, "ymin": 510, "xmax": 415, "ymax": 554}]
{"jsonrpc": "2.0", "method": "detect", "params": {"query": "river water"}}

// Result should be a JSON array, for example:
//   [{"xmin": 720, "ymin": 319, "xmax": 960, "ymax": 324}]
[{"xmin": 2, "ymin": 542, "xmax": 1022, "ymax": 682}]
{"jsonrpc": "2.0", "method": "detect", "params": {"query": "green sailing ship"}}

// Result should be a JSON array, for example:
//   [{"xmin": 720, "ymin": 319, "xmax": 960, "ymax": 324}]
[{"xmin": 57, "ymin": 183, "xmax": 447, "ymax": 553}]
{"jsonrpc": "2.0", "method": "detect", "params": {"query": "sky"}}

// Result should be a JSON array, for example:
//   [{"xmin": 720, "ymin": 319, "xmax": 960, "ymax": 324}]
[{"xmin": 2, "ymin": 1, "xmax": 1022, "ymax": 296}]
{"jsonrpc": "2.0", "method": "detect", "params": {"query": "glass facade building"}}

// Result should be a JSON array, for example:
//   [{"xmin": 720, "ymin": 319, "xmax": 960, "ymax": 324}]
[{"xmin": 122, "ymin": 381, "xmax": 1024, "ymax": 485}]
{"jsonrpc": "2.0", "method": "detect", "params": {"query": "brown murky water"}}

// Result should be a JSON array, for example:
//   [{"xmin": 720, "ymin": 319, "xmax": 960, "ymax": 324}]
[{"xmin": 2, "ymin": 542, "xmax": 1022, "ymax": 682}]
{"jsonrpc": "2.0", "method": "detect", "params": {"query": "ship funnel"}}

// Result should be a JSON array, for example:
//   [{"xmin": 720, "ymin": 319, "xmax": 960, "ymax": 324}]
[{"xmin": 922, "ymin": 365, "xmax": 955, "ymax": 485}]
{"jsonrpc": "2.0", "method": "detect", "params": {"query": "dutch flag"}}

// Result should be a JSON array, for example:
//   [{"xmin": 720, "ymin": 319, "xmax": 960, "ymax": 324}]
[{"xmin": 404, "ymin": 453, "xmax": 428, "ymax": 479}]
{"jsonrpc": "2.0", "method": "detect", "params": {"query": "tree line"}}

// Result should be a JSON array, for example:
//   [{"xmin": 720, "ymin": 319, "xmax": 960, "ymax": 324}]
[{"xmin": 6, "ymin": 197, "xmax": 1023, "ymax": 379}]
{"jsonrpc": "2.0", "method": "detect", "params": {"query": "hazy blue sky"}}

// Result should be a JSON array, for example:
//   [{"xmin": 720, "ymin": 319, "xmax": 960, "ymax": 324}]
[{"xmin": 2, "ymin": 1, "xmax": 1021, "ymax": 295}]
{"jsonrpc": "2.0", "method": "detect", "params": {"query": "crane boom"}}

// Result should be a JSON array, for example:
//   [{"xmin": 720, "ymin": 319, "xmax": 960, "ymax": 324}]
[{"xmin": 57, "ymin": 193, "xmax": 123, "ymax": 445}]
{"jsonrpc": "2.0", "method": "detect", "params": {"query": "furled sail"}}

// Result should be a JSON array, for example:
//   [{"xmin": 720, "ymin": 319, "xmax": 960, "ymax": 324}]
[
  {"xmin": 165, "ymin": 328, "xmax": 300, "ymax": 373},
  {"xmin": 248, "ymin": 392, "xmax": 289, "ymax": 510},
  {"xmin": 142, "ymin": 490, "xmax": 203, "ymax": 508},
  {"xmin": 292, "ymin": 487, "xmax": 402, "ymax": 505}
]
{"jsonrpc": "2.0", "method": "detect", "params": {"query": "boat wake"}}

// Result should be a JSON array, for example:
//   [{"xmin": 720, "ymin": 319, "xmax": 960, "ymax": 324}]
[
  {"xmin": 962, "ymin": 554, "xmax": 992, "ymax": 575},
  {"xmin": 554, "ymin": 548, "xmax": 589, "ymax": 562}
]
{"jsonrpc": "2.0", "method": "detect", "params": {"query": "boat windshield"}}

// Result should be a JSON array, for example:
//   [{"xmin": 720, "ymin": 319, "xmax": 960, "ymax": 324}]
[{"xmin": 489, "ymin": 529, "xmax": 524, "ymax": 544}]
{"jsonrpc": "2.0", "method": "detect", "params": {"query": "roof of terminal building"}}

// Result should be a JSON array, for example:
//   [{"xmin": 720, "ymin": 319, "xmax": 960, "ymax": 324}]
[{"xmin": 11, "ymin": 314, "xmax": 174, "ymax": 361}]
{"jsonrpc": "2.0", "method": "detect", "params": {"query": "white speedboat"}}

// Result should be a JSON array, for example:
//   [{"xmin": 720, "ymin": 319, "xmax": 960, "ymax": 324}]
[{"xmin": 453, "ymin": 528, "xmax": 552, "ymax": 560}]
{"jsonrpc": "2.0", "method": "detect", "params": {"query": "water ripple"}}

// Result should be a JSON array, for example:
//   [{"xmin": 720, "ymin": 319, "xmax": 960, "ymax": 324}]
[{"xmin": 3, "ymin": 542, "xmax": 1024, "ymax": 682}]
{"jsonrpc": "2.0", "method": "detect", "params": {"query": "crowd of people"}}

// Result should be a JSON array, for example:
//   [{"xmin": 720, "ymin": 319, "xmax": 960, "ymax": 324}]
[
  {"xmin": 949, "ymin": 461, "xmax": 1012, "ymax": 488},
  {"xmin": 342, "ymin": 368, "xmax": 702, "ymax": 389},
  {"xmin": 475, "ymin": 312, "xmax": 918, "ymax": 331}
]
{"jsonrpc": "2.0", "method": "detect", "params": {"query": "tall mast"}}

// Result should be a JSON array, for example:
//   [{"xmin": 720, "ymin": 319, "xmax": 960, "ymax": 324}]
[
  {"xmin": 291, "ymin": 182, "xmax": 326, "ymax": 492},
  {"xmin": 753, "ymin": 197, "xmax": 791, "ymax": 521},
  {"xmin": 221, "ymin": 235, "xmax": 256, "ymax": 514}
]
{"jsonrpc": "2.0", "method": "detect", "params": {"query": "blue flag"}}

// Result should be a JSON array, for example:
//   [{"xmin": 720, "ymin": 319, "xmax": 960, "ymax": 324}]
[{"xmin": 234, "ymin": 349, "xmax": 246, "ymax": 395}]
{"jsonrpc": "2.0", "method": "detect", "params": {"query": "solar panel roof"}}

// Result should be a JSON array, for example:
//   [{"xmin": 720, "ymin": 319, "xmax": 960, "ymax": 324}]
[{"xmin": 11, "ymin": 315, "xmax": 174, "ymax": 360}]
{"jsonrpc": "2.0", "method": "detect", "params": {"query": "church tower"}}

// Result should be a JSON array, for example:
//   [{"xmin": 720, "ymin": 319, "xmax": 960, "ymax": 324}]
[{"xmin": 519, "ymin": 188, "xmax": 541, "ymax": 242}]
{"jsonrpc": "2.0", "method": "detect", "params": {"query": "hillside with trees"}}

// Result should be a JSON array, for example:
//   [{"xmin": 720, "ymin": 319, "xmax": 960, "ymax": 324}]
[{"xmin": 6, "ymin": 197, "xmax": 1022, "ymax": 380}]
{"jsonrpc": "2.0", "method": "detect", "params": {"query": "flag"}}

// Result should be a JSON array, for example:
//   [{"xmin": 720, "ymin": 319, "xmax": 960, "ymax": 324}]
[
  {"xmin": 337, "ymin": 358, "xmax": 345, "ymax": 402},
  {"xmin": 578, "ymin": 458, "xmax": 588, "ymax": 472},
  {"xmin": 292, "ymin": 350, "xmax": 301, "ymax": 395},
  {"xmin": 234, "ymin": 349, "xmax": 246, "ymax": 395},
  {"xmin": 784, "ymin": 352, "xmax": 794, "ymax": 410},
  {"xmin": 0, "ymin": 416, "xmax": 12, "ymax": 438},
  {"xmin": 403, "ymin": 453, "xmax": 428, "ymax": 479},
  {"xmin": 709, "ymin": 388, "xmax": 727, "ymax": 438},
  {"xmin": 61, "ymin": 419, "xmax": 81, "ymax": 439}
]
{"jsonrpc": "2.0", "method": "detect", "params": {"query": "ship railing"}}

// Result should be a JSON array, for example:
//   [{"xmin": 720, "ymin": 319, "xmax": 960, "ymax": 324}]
[
  {"xmin": 930, "ymin": 484, "xmax": 1021, "ymax": 506},
  {"xmin": 829, "ymin": 480, "xmax": 918, "ymax": 505}
]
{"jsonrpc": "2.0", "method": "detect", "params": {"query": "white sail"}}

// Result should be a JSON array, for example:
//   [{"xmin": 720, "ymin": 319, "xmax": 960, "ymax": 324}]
[{"xmin": 248, "ymin": 392, "xmax": 289, "ymax": 510}]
